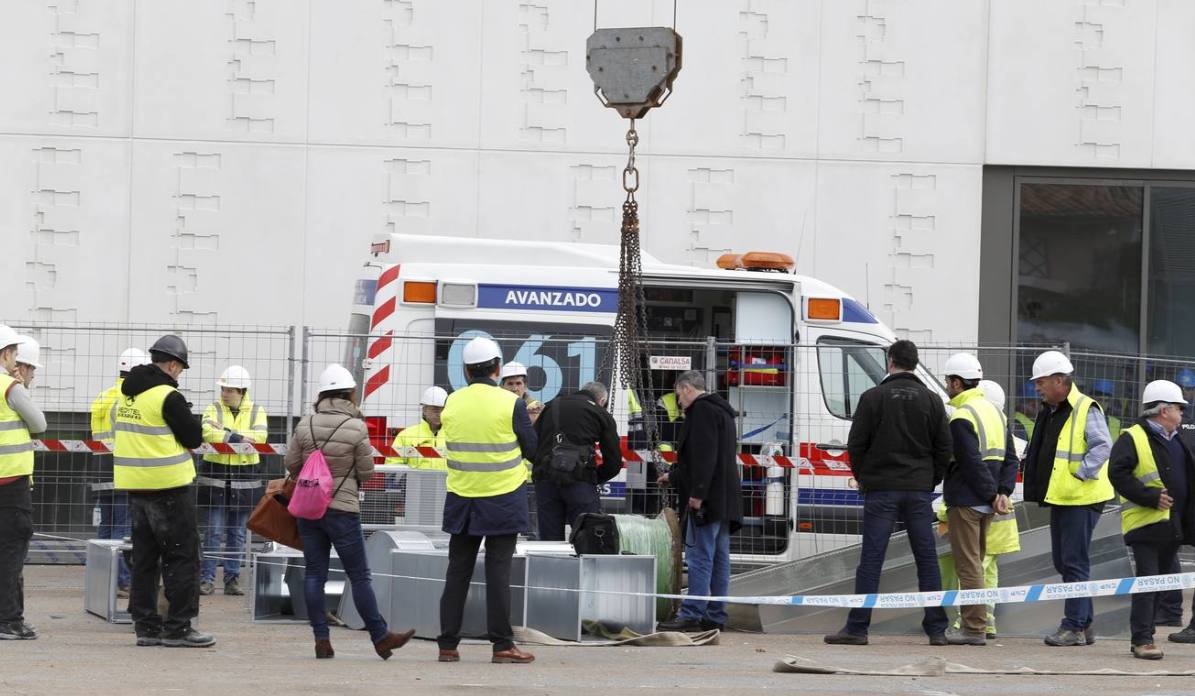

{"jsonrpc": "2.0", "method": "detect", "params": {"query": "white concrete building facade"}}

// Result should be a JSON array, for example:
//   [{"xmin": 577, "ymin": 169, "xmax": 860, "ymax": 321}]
[{"xmin": 1, "ymin": 0, "xmax": 1191, "ymax": 356}]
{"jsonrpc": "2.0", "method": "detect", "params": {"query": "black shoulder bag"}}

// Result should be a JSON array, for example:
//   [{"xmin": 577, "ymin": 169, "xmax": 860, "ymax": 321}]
[{"xmin": 541, "ymin": 402, "xmax": 595, "ymax": 486}]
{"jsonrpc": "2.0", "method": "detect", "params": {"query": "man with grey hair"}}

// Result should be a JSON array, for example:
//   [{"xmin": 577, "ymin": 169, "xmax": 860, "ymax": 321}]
[
  {"xmin": 657, "ymin": 370, "xmax": 742, "ymax": 632},
  {"xmin": 531, "ymin": 381, "xmax": 623, "ymax": 540}
]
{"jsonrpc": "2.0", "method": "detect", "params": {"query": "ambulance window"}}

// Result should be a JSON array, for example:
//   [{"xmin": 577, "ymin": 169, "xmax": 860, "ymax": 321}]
[
  {"xmin": 343, "ymin": 313, "xmax": 370, "ymax": 389},
  {"xmin": 816, "ymin": 338, "xmax": 887, "ymax": 419}
]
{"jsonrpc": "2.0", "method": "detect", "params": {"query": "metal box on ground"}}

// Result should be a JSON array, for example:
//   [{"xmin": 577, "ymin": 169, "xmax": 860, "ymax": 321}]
[
  {"xmin": 524, "ymin": 554, "xmax": 656, "ymax": 641},
  {"xmin": 84, "ymin": 539, "xmax": 131, "ymax": 624},
  {"xmin": 389, "ymin": 550, "xmax": 527, "ymax": 639},
  {"xmin": 338, "ymin": 531, "xmax": 435, "ymax": 630},
  {"xmin": 251, "ymin": 546, "xmax": 344, "ymax": 624}
]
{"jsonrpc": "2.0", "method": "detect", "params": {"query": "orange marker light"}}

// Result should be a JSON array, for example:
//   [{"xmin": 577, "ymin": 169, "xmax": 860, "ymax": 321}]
[
  {"xmin": 806, "ymin": 298, "xmax": 841, "ymax": 321},
  {"xmin": 403, "ymin": 281, "xmax": 437, "ymax": 304}
]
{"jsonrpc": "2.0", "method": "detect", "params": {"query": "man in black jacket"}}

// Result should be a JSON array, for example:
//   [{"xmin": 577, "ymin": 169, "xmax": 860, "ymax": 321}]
[
  {"xmin": 1108, "ymin": 380, "xmax": 1195, "ymax": 659},
  {"xmin": 825, "ymin": 340, "xmax": 952, "ymax": 645},
  {"xmin": 532, "ymin": 382, "xmax": 623, "ymax": 541},
  {"xmin": 656, "ymin": 371, "xmax": 742, "ymax": 632}
]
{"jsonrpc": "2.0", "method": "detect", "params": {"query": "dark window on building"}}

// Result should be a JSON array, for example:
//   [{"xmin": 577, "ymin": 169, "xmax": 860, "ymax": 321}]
[{"xmin": 1147, "ymin": 187, "xmax": 1195, "ymax": 357}]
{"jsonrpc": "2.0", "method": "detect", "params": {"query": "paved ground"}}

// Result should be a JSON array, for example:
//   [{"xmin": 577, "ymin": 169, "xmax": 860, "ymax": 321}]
[{"xmin": 4, "ymin": 566, "xmax": 1195, "ymax": 695}]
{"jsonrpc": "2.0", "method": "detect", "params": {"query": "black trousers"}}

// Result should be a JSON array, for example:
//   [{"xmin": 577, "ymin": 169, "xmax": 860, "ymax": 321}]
[
  {"xmin": 0, "ymin": 505, "xmax": 33, "ymax": 624},
  {"xmin": 1156, "ymin": 554, "xmax": 1185, "ymax": 622},
  {"xmin": 129, "ymin": 487, "xmax": 201, "ymax": 638},
  {"xmin": 535, "ymin": 479, "xmax": 601, "ymax": 541},
  {"xmin": 1129, "ymin": 541, "xmax": 1180, "ymax": 646},
  {"xmin": 437, "ymin": 533, "xmax": 517, "ymax": 652}
]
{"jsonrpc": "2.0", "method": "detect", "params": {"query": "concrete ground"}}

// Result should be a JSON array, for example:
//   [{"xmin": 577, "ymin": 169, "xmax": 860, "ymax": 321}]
[{"xmin": 4, "ymin": 566, "xmax": 1195, "ymax": 696}]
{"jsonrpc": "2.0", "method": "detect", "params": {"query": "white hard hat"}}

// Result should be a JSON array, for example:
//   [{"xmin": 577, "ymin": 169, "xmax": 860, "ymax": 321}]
[
  {"xmin": 118, "ymin": 348, "xmax": 151, "ymax": 372},
  {"xmin": 1143, "ymin": 380, "xmax": 1187, "ymax": 406},
  {"xmin": 1031, "ymin": 350, "xmax": 1074, "ymax": 380},
  {"xmin": 0, "ymin": 325, "xmax": 20, "ymax": 352},
  {"xmin": 318, "ymin": 364, "xmax": 357, "ymax": 393},
  {"xmin": 217, "ymin": 365, "xmax": 252, "ymax": 390},
  {"xmin": 420, "ymin": 386, "xmax": 448, "ymax": 407},
  {"xmin": 978, "ymin": 380, "xmax": 1006, "ymax": 411},
  {"xmin": 943, "ymin": 353, "xmax": 983, "ymax": 380},
  {"xmin": 15, "ymin": 336, "xmax": 42, "ymax": 369},
  {"xmin": 499, "ymin": 361, "xmax": 528, "ymax": 381},
  {"xmin": 462, "ymin": 336, "xmax": 502, "ymax": 366}
]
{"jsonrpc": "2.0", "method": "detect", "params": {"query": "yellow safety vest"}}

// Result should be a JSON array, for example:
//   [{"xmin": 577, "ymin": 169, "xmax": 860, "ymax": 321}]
[
  {"xmin": 949, "ymin": 388, "xmax": 1007, "ymax": 463},
  {"xmin": 660, "ymin": 392, "xmax": 681, "ymax": 423},
  {"xmin": 1117, "ymin": 424, "xmax": 1171, "ymax": 536},
  {"xmin": 202, "ymin": 398, "xmax": 268, "ymax": 465},
  {"xmin": 386, "ymin": 420, "xmax": 447, "ymax": 470},
  {"xmin": 1014, "ymin": 411, "xmax": 1035, "ymax": 441},
  {"xmin": 1044, "ymin": 384, "xmax": 1114, "ymax": 506},
  {"xmin": 441, "ymin": 383, "xmax": 524, "ymax": 498},
  {"xmin": 1106, "ymin": 414, "xmax": 1122, "ymax": 441},
  {"xmin": 113, "ymin": 384, "xmax": 195, "ymax": 490},
  {"xmin": 0, "ymin": 375, "xmax": 34, "ymax": 478},
  {"xmin": 89, "ymin": 378, "xmax": 122, "ymax": 447}
]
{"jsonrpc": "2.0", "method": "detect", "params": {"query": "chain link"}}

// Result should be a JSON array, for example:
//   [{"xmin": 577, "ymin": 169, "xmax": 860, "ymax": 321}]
[{"xmin": 600, "ymin": 119, "xmax": 665, "ymax": 479}]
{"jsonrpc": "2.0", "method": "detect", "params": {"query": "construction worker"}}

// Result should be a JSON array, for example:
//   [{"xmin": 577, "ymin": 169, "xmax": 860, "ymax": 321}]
[
  {"xmin": 385, "ymin": 386, "xmax": 447, "ymax": 470},
  {"xmin": 437, "ymin": 336, "xmax": 537, "ymax": 664},
  {"xmin": 115, "ymin": 335, "xmax": 212, "ymax": 648},
  {"xmin": 499, "ymin": 361, "xmax": 544, "ymax": 423},
  {"xmin": 938, "ymin": 356, "xmax": 1017, "ymax": 646},
  {"xmin": 1161, "ymin": 366, "xmax": 1195, "ymax": 628},
  {"xmin": 1108, "ymin": 380, "xmax": 1195, "ymax": 660},
  {"xmin": 0, "ymin": 327, "xmax": 46, "ymax": 640},
  {"xmin": 1090, "ymin": 378, "xmax": 1123, "ymax": 440},
  {"xmin": 626, "ymin": 387, "xmax": 672, "ymax": 516},
  {"xmin": 90, "ymin": 348, "xmax": 150, "ymax": 598},
  {"xmin": 1022, "ymin": 350, "xmax": 1114, "ymax": 647},
  {"xmin": 197, "ymin": 365, "xmax": 268, "ymax": 597}
]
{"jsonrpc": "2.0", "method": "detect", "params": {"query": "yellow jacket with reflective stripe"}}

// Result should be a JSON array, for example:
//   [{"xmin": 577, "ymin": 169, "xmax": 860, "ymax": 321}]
[
  {"xmin": 1044, "ymin": 384, "xmax": 1115, "ymax": 506},
  {"xmin": 1014, "ymin": 411, "xmax": 1035, "ymax": 441},
  {"xmin": 202, "ymin": 397, "xmax": 268, "ymax": 465},
  {"xmin": 1117, "ymin": 424, "xmax": 1171, "ymax": 536},
  {"xmin": 89, "ymin": 379, "xmax": 122, "ymax": 447},
  {"xmin": 949, "ymin": 388, "xmax": 1007, "ymax": 462},
  {"xmin": 0, "ymin": 375, "xmax": 34, "ymax": 478},
  {"xmin": 113, "ymin": 384, "xmax": 195, "ymax": 490},
  {"xmin": 660, "ymin": 392, "xmax": 681, "ymax": 423},
  {"xmin": 441, "ymin": 382, "xmax": 524, "ymax": 498},
  {"xmin": 386, "ymin": 419, "xmax": 447, "ymax": 470}
]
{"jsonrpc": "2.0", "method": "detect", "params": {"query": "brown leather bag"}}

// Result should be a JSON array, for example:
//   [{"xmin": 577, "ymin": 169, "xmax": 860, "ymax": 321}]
[{"xmin": 247, "ymin": 477, "xmax": 303, "ymax": 550}]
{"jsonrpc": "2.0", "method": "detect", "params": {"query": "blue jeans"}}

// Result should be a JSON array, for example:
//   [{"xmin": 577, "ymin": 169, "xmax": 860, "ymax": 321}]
[
  {"xmin": 845, "ymin": 490, "xmax": 949, "ymax": 636},
  {"xmin": 1049, "ymin": 505, "xmax": 1101, "ymax": 631},
  {"xmin": 201, "ymin": 505, "xmax": 250, "ymax": 583},
  {"xmin": 297, "ymin": 510, "xmax": 388, "ymax": 643},
  {"xmin": 96, "ymin": 491, "xmax": 131, "ymax": 588},
  {"xmin": 678, "ymin": 517, "xmax": 731, "ymax": 626}
]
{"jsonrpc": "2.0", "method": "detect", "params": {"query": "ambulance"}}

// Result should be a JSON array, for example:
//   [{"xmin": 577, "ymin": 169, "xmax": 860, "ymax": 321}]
[{"xmin": 347, "ymin": 233, "xmax": 946, "ymax": 564}]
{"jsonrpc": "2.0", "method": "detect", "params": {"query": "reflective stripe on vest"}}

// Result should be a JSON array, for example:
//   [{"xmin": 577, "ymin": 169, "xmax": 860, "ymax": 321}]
[
  {"xmin": 113, "ymin": 384, "xmax": 195, "ymax": 490},
  {"xmin": 0, "ymin": 374, "xmax": 34, "ymax": 478},
  {"xmin": 441, "ymin": 383, "xmax": 524, "ymax": 498},
  {"xmin": 948, "ymin": 389, "xmax": 1007, "ymax": 461},
  {"xmin": 202, "ymin": 398, "xmax": 266, "ymax": 466},
  {"xmin": 1044, "ymin": 385, "xmax": 1115, "ymax": 506},
  {"xmin": 1118, "ymin": 424, "xmax": 1171, "ymax": 535}
]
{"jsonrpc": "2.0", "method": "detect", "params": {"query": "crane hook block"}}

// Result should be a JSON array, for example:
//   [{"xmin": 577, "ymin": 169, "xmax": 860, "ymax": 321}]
[{"xmin": 586, "ymin": 27, "xmax": 682, "ymax": 120}]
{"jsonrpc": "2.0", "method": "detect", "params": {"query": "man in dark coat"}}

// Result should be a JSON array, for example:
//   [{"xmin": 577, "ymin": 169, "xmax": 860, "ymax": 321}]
[
  {"xmin": 656, "ymin": 370, "xmax": 742, "ymax": 632},
  {"xmin": 824, "ymin": 339, "xmax": 953, "ymax": 646}
]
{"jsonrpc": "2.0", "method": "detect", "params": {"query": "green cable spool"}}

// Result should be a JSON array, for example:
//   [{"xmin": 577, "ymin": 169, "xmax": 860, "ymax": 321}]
[{"xmin": 611, "ymin": 509, "xmax": 682, "ymax": 620}]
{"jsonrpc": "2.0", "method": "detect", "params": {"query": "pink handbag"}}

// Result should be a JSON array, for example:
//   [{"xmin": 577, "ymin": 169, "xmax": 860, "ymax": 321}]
[{"xmin": 287, "ymin": 417, "xmax": 353, "ymax": 520}]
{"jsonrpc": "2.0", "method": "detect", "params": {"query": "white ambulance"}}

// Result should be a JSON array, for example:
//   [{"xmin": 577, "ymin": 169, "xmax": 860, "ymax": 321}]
[{"xmin": 347, "ymin": 233, "xmax": 945, "ymax": 564}]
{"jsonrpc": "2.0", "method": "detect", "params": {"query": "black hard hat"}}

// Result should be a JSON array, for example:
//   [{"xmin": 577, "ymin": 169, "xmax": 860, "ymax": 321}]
[{"xmin": 149, "ymin": 335, "xmax": 190, "ymax": 369}]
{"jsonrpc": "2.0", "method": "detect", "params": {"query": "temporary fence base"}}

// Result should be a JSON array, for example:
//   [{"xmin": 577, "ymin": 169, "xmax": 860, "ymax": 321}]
[{"xmin": 83, "ymin": 539, "xmax": 131, "ymax": 624}]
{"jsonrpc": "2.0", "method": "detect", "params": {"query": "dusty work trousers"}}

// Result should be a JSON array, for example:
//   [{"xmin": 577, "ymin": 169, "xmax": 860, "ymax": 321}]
[
  {"xmin": 946, "ymin": 507, "xmax": 992, "ymax": 636},
  {"xmin": 0, "ymin": 506, "xmax": 33, "ymax": 624},
  {"xmin": 129, "ymin": 487, "xmax": 201, "ymax": 639}
]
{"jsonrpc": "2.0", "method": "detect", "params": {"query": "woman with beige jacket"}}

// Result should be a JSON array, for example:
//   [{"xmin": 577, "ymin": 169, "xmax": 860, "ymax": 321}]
[{"xmin": 284, "ymin": 364, "xmax": 414, "ymax": 660}]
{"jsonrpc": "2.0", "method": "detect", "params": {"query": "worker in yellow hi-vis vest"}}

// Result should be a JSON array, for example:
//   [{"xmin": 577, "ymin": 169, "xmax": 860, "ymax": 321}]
[
  {"xmin": 1023, "ymin": 350, "xmax": 1114, "ymax": 648},
  {"xmin": 0, "ymin": 327, "xmax": 46, "ymax": 641},
  {"xmin": 114, "ymin": 335, "xmax": 212, "ymax": 649},
  {"xmin": 1108, "ymin": 380, "xmax": 1195, "ymax": 660}
]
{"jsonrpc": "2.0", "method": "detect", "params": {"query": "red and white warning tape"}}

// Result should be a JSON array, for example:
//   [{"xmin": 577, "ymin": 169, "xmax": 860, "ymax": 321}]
[{"xmin": 28, "ymin": 439, "xmax": 852, "ymax": 476}]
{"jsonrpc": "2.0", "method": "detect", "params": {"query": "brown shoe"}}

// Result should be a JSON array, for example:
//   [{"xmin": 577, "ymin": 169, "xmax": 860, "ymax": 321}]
[
  {"xmin": 438, "ymin": 649, "xmax": 460, "ymax": 663},
  {"xmin": 1132, "ymin": 643, "xmax": 1164, "ymax": 660},
  {"xmin": 314, "ymin": 639, "xmax": 334, "ymax": 659},
  {"xmin": 373, "ymin": 629, "xmax": 416, "ymax": 660},
  {"xmin": 492, "ymin": 646, "xmax": 535, "ymax": 664}
]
